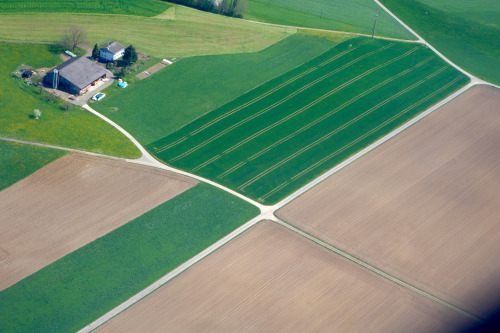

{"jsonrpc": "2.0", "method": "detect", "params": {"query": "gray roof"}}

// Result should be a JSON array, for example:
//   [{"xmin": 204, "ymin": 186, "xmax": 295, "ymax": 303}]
[
  {"xmin": 101, "ymin": 41, "xmax": 125, "ymax": 54},
  {"xmin": 50, "ymin": 57, "xmax": 106, "ymax": 90}
]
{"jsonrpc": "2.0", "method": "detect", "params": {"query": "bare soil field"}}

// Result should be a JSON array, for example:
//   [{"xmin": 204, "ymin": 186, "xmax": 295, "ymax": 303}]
[
  {"xmin": 278, "ymin": 85, "xmax": 500, "ymax": 318},
  {"xmin": 96, "ymin": 221, "xmax": 472, "ymax": 333},
  {"xmin": 0, "ymin": 154, "xmax": 196, "ymax": 290}
]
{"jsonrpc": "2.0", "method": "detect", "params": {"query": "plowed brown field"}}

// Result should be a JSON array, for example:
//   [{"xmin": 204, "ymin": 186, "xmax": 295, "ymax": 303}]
[
  {"xmin": 96, "ymin": 221, "xmax": 472, "ymax": 333},
  {"xmin": 278, "ymin": 85, "xmax": 500, "ymax": 317},
  {"xmin": 0, "ymin": 154, "xmax": 197, "ymax": 291}
]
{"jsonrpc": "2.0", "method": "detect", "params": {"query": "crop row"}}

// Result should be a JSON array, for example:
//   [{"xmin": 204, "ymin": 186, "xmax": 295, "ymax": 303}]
[{"xmin": 149, "ymin": 38, "xmax": 469, "ymax": 204}]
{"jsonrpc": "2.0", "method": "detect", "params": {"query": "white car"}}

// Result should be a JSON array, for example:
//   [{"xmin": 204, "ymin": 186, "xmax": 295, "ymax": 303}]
[{"xmin": 92, "ymin": 92, "xmax": 106, "ymax": 101}]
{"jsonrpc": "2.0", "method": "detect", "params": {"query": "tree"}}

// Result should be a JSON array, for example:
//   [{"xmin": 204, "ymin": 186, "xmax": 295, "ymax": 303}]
[
  {"xmin": 34, "ymin": 109, "xmax": 41, "ymax": 120},
  {"xmin": 233, "ymin": 0, "xmax": 247, "ymax": 17},
  {"xmin": 37, "ymin": 82, "xmax": 44, "ymax": 94},
  {"xmin": 46, "ymin": 92, "xmax": 56, "ymax": 103},
  {"xmin": 62, "ymin": 101, "xmax": 73, "ymax": 112},
  {"xmin": 59, "ymin": 26, "xmax": 87, "ymax": 52},
  {"xmin": 91, "ymin": 43, "xmax": 99, "ymax": 60},
  {"xmin": 123, "ymin": 45, "xmax": 138, "ymax": 65}
]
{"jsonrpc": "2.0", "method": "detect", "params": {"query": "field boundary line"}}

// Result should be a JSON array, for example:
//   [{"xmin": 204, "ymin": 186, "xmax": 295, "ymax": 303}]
[
  {"xmin": 183, "ymin": 39, "xmax": 375, "ymax": 140},
  {"xmin": 170, "ymin": 43, "xmax": 395, "ymax": 162},
  {"xmin": 197, "ymin": 46, "xmax": 420, "ymax": 170},
  {"xmin": 274, "ymin": 218, "xmax": 482, "ymax": 322},
  {"xmin": 76, "ymin": 216, "xmax": 265, "ymax": 333},
  {"xmin": 0, "ymin": 137, "xmax": 126, "ymax": 161},
  {"xmin": 272, "ymin": 81, "xmax": 476, "ymax": 209},
  {"xmin": 151, "ymin": 39, "xmax": 373, "ymax": 153},
  {"xmin": 81, "ymin": 104, "xmax": 267, "ymax": 211},
  {"xmin": 372, "ymin": 0, "xmax": 500, "ymax": 89},
  {"xmin": 241, "ymin": 19, "xmax": 419, "ymax": 43},
  {"xmin": 290, "ymin": 75, "xmax": 462, "ymax": 181},
  {"xmin": 238, "ymin": 71, "xmax": 428, "ymax": 190},
  {"xmin": 222, "ymin": 55, "xmax": 433, "ymax": 179},
  {"xmin": 186, "ymin": 67, "xmax": 317, "ymax": 137},
  {"xmin": 156, "ymin": 67, "xmax": 314, "ymax": 152},
  {"xmin": 75, "ymin": 84, "xmax": 478, "ymax": 333}
]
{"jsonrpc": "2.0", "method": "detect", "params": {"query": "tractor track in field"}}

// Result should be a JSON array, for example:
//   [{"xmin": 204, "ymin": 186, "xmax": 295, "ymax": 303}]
[
  {"xmin": 6, "ymin": 4, "xmax": 500, "ymax": 330},
  {"xmin": 80, "ymin": 81, "xmax": 481, "ymax": 332}
]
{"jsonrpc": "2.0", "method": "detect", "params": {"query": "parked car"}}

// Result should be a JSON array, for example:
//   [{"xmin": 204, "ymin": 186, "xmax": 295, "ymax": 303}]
[{"xmin": 92, "ymin": 92, "xmax": 106, "ymax": 101}]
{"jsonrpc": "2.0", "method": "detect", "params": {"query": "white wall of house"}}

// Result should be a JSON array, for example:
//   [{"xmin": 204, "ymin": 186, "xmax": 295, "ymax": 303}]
[{"xmin": 99, "ymin": 48, "xmax": 125, "ymax": 62}]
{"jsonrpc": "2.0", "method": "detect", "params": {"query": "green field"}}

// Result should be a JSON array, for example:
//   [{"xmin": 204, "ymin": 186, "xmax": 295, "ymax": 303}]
[
  {"xmin": 0, "ymin": 183, "xmax": 259, "ymax": 333},
  {"xmin": 95, "ymin": 33, "xmax": 348, "ymax": 144},
  {"xmin": 0, "ymin": 0, "xmax": 170, "ymax": 16},
  {"xmin": 0, "ymin": 42, "xmax": 140, "ymax": 158},
  {"xmin": 148, "ymin": 38, "xmax": 469, "ymax": 204},
  {"xmin": 245, "ymin": 0, "xmax": 414, "ymax": 40},
  {"xmin": 380, "ymin": 0, "xmax": 500, "ymax": 85},
  {"xmin": 0, "ymin": 5, "xmax": 291, "ymax": 58},
  {"xmin": 0, "ymin": 141, "xmax": 66, "ymax": 191}
]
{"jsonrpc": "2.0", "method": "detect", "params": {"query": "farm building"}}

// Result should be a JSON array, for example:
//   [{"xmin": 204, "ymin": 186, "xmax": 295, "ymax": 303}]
[
  {"xmin": 21, "ymin": 70, "xmax": 34, "ymax": 78},
  {"xmin": 100, "ymin": 41, "xmax": 125, "ymax": 62},
  {"xmin": 44, "ymin": 57, "xmax": 107, "ymax": 95}
]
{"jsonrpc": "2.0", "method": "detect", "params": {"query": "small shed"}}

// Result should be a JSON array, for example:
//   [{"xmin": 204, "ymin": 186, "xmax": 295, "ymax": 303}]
[
  {"xmin": 22, "ymin": 70, "xmax": 34, "ymax": 78},
  {"xmin": 99, "ymin": 42, "xmax": 125, "ymax": 62}
]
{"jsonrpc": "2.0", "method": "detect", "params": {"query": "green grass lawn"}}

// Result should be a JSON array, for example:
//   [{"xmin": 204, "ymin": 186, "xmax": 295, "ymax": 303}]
[
  {"xmin": 245, "ymin": 0, "xmax": 415, "ymax": 40},
  {"xmin": 0, "ymin": 5, "xmax": 291, "ymax": 58},
  {"xmin": 94, "ymin": 32, "xmax": 349, "ymax": 144},
  {"xmin": 0, "ymin": 183, "xmax": 259, "ymax": 333},
  {"xmin": 148, "ymin": 37, "xmax": 469, "ymax": 204},
  {"xmin": 380, "ymin": 0, "xmax": 500, "ymax": 85},
  {"xmin": 0, "ymin": 42, "xmax": 140, "ymax": 158},
  {"xmin": 0, "ymin": 0, "xmax": 170, "ymax": 16},
  {"xmin": 0, "ymin": 140, "xmax": 66, "ymax": 191}
]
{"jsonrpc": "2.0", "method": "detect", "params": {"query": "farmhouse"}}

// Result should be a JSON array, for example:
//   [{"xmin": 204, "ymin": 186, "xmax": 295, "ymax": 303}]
[
  {"xmin": 100, "ymin": 41, "xmax": 125, "ymax": 62},
  {"xmin": 44, "ymin": 57, "xmax": 107, "ymax": 95}
]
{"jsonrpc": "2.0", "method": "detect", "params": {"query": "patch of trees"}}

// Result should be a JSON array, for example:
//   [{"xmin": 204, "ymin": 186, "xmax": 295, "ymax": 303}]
[
  {"xmin": 123, "ymin": 45, "xmax": 138, "ymax": 65},
  {"xmin": 166, "ymin": 0, "xmax": 247, "ymax": 18}
]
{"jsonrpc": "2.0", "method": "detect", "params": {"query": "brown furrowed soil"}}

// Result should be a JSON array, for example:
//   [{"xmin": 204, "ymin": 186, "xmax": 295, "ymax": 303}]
[
  {"xmin": 96, "ymin": 221, "xmax": 472, "ymax": 333},
  {"xmin": 0, "ymin": 154, "xmax": 197, "ymax": 291},
  {"xmin": 278, "ymin": 85, "xmax": 500, "ymax": 318}
]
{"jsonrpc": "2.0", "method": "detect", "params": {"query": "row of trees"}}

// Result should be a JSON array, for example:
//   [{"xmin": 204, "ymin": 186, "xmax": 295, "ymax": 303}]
[{"xmin": 168, "ymin": 0, "xmax": 247, "ymax": 18}]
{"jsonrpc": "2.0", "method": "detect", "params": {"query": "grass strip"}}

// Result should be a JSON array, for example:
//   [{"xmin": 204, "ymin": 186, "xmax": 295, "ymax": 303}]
[
  {"xmin": 0, "ymin": 183, "xmax": 259, "ymax": 333},
  {"xmin": 0, "ymin": 140, "xmax": 66, "ymax": 191},
  {"xmin": 245, "ymin": 0, "xmax": 415, "ymax": 40}
]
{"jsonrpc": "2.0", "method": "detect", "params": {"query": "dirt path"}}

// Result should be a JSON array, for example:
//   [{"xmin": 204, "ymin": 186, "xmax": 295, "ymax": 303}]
[
  {"xmin": 95, "ymin": 221, "xmax": 473, "ymax": 332},
  {"xmin": 6, "ymin": 8, "xmax": 500, "ymax": 327},
  {"xmin": 277, "ymin": 85, "xmax": 500, "ymax": 319}
]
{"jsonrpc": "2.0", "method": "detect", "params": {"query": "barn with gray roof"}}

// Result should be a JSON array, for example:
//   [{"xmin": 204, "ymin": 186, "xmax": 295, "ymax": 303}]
[{"xmin": 44, "ymin": 57, "xmax": 107, "ymax": 95}]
